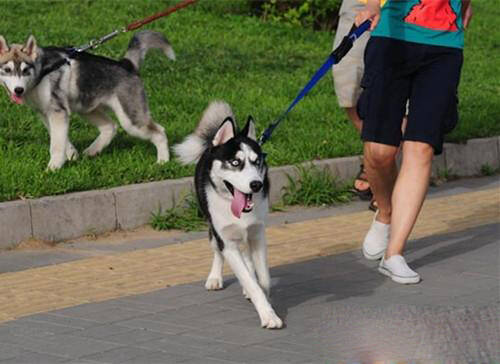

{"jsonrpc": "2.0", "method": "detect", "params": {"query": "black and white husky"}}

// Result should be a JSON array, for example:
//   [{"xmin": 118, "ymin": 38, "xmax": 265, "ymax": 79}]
[
  {"xmin": 174, "ymin": 101, "xmax": 283, "ymax": 329},
  {"xmin": 0, "ymin": 31, "xmax": 174, "ymax": 170}
]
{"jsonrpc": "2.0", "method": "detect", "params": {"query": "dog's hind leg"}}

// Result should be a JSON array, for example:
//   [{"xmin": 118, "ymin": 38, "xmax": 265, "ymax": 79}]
[
  {"xmin": 248, "ymin": 225, "xmax": 271, "ymax": 297},
  {"xmin": 223, "ymin": 243, "xmax": 283, "ymax": 329},
  {"xmin": 205, "ymin": 239, "xmax": 224, "ymax": 290},
  {"xmin": 83, "ymin": 110, "xmax": 118, "ymax": 157},
  {"xmin": 109, "ymin": 94, "xmax": 169, "ymax": 163},
  {"xmin": 46, "ymin": 110, "xmax": 70, "ymax": 170}
]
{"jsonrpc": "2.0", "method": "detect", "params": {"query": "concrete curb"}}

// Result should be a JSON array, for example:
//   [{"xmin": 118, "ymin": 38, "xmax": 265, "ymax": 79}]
[{"xmin": 0, "ymin": 137, "xmax": 498, "ymax": 248}]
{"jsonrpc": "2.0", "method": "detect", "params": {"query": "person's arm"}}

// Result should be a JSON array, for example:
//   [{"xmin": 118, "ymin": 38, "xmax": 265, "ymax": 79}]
[
  {"xmin": 462, "ymin": 0, "xmax": 473, "ymax": 29},
  {"xmin": 355, "ymin": 0, "xmax": 381, "ymax": 30}
]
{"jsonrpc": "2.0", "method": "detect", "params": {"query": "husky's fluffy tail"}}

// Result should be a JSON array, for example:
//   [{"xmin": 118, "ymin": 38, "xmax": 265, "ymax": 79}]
[
  {"xmin": 174, "ymin": 101, "xmax": 235, "ymax": 165},
  {"xmin": 124, "ymin": 30, "xmax": 175, "ymax": 71}
]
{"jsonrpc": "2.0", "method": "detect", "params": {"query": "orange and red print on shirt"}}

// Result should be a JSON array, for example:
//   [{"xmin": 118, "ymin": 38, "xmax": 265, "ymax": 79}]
[{"xmin": 371, "ymin": 0, "xmax": 464, "ymax": 49}]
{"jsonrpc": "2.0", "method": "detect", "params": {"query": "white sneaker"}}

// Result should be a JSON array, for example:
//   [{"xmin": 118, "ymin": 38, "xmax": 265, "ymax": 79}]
[
  {"xmin": 378, "ymin": 255, "xmax": 421, "ymax": 284},
  {"xmin": 362, "ymin": 211, "xmax": 390, "ymax": 260}
]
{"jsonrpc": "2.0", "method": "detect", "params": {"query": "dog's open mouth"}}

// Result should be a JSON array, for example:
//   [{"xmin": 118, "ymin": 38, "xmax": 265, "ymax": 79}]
[
  {"xmin": 2, "ymin": 85, "xmax": 24, "ymax": 105},
  {"xmin": 224, "ymin": 181, "xmax": 254, "ymax": 218},
  {"xmin": 10, "ymin": 93, "xmax": 24, "ymax": 105}
]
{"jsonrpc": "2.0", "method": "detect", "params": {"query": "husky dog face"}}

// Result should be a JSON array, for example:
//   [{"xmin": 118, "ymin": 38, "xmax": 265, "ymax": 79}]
[
  {"xmin": 0, "ymin": 35, "xmax": 39, "ymax": 104},
  {"xmin": 210, "ymin": 116, "xmax": 268, "ymax": 218}
]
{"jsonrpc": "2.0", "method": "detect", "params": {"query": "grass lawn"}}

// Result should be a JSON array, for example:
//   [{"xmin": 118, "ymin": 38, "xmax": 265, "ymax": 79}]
[{"xmin": 0, "ymin": 0, "xmax": 498, "ymax": 202}]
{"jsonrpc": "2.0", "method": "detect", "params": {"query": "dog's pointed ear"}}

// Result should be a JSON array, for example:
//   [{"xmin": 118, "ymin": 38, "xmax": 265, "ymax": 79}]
[
  {"xmin": 22, "ymin": 35, "xmax": 38, "ymax": 59},
  {"xmin": 0, "ymin": 36, "xmax": 9, "ymax": 55},
  {"xmin": 212, "ymin": 117, "xmax": 235, "ymax": 146},
  {"xmin": 242, "ymin": 115, "xmax": 256, "ymax": 141}
]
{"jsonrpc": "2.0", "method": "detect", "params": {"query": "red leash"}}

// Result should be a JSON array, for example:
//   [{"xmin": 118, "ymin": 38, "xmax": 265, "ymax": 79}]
[
  {"xmin": 126, "ymin": 0, "xmax": 198, "ymax": 31},
  {"xmin": 38, "ymin": 0, "xmax": 198, "ymax": 82}
]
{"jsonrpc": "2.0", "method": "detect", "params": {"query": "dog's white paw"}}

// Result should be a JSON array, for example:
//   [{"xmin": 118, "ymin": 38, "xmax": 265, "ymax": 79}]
[
  {"xmin": 242, "ymin": 289, "xmax": 251, "ymax": 301},
  {"xmin": 66, "ymin": 145, "xmax": 79, "ymax": 161},
  {"xmin": 47, "ymin": 158, "xmax": 65, "ymax": 171},
  {"xmin": 205, "ymin": 277, "xmax": 223, "ymax": 291},
  {"xmin": 260, "ymin": 310, "xmax": 283, "ymax": 329},
  {"xmin": 83, "ymin": 146, "xmax": 99, "ymax": 157}
]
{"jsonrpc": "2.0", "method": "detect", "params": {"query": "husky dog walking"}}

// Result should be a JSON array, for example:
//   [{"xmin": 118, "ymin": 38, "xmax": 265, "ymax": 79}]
[
  {"xmin": 0, "ymin": 31, "xmax": 174, "ymax": 170},
  {"xmin": 174, "ymin": 101, "xmax": 283, "ymax": 329}
]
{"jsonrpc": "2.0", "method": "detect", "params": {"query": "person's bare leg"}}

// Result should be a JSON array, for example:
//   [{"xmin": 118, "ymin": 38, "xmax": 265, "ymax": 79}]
[
  {"xmin": 385, "ymin": 141, "xmax": 434, "ymax": 257},
  {"xmin": 363, "ymin": 142, "xmax": 399, "ymax": 224},
  {"xmin": 345, "ymin": 107, "xmax": 363, "ymax": 132}
]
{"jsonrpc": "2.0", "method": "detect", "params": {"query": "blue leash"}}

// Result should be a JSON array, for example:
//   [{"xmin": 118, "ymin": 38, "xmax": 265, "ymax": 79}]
[{"xmin": 258, "ymin": 20, "xmax": 372, "ymax": 146}]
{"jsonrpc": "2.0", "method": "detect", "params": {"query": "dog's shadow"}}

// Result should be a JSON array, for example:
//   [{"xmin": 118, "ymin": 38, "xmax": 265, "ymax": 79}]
[{"xmin": 267, "ymin": 222, "xmax": 498, "ymax": 325}]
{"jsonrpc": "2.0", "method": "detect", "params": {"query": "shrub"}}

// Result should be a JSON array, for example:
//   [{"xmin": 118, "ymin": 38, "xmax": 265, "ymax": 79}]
[{"xmin": 250, "ymin": 0, "xmax": 341, "ymax": 31}]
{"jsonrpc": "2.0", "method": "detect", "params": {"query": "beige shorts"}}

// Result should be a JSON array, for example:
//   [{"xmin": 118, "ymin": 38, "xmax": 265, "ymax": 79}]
[{"xmin": 332, "ymin": 0, "xmax": 370, "ymax": 108}]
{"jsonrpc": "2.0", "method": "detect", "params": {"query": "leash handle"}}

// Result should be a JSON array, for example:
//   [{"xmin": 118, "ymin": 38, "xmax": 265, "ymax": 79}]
[
  {"xmin": 126, "ymin": 0, "xmax": 197, "ymax": 31},
  {"xmin": 349, "ymin": 20, "xmax": 371, "ymax": 41}
]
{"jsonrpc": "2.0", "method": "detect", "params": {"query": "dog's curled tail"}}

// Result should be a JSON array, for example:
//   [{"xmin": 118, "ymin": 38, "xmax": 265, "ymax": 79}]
[
  {"xmin": 174, "ymin": 101, "xmax": 235, "ymax": 165},
  {"xmin": 124, "ymin": 30, "xmax": 175, "ymax": 71}
]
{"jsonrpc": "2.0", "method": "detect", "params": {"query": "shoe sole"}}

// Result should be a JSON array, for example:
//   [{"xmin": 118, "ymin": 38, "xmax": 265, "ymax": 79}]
[
  {"xmin": 362, "ymin": 247, "xmax": 385, "ymax": 261},
  {"xmin": 378, "ymin": 265, "xmax": 421, "ymax": 284}
]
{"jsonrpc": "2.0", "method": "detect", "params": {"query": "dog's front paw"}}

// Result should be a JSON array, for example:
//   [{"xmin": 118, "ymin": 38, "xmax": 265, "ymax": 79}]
[
  {"xmin": 260, "ymin": 310, "xmax": 283, "ymax": 329},
  {"xmin": 46, "ymin": 158, "xmax": 65, "ymax": 171},
  {"xmin": 205, "ymin": 276, "xmax": 224, "ymax": 291},
  {"xmin": 66, "ymin": 145, "xmax": 79, "ymax": 161}
]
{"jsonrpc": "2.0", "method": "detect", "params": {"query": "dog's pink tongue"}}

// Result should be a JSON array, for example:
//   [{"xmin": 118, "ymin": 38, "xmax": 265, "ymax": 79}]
[
  {"xmin": 231, "ymin": 189, "xmax": 246, "ymax": 219},
  {"xmin": 10, "ymin": 94, "xmax": 23, "ymax": 105}
]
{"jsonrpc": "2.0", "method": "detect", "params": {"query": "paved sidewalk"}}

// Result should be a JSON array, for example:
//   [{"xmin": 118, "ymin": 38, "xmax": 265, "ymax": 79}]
[{"xmin": 0, "ymin": 177, "xmax": 498, "ymax": 363}]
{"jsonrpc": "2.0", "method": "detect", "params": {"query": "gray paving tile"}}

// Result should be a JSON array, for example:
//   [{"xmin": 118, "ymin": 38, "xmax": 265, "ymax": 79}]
[
  {"xmin": 64, "ymin": 323, "xmax": 135, "ymax": 339},
  {"xmin": 0, "ymin": 351, "xmax": 68, "ymax": 364},
  {"xmin": 100, "ymin": 328, "xmax": 165, "ymax": 345},
  {"xmin": 114, "ymin": 317, "xmax": 193, "ymax": 335},
  {"xmin": 0, "ymin": 333, "xmax": 121, "ymax": 359},
  {"xmin": 50, "ymin": 306, "xmax": 149, "ymax": 324},
  {"xmin": 15, "ymin": 314, "xmax": 99, "ymax": 330},
  {"xmin": 0, "ymin": 342, "xmax": 27, "ymax": 361},
  {"xmin": 81, "ymin": 346, "xmax": 162, "ymax": 364}
]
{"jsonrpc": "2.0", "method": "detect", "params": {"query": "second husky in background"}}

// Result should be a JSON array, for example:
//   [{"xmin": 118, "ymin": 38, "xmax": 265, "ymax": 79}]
[
  {"xmin": 0, "ymin": 31, "xmax": 175, "ymax": 170},
  {"xmin": 174, "ymin": 101, "xmax": 283, "ymax": 329}
]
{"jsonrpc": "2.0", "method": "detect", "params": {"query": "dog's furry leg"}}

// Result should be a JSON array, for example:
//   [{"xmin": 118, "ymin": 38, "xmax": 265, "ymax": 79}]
[
  {"xmin": 83, "ymin": 110, "xmax": 118, "ymax": 157},
  {"xmin": 242, "ymin": 248, "xmax": 257, "ymax": 300},
  {"xmin": 249, "ymin": 226, "xmax": 271, "ymax": 298},
  {"xmin": 46, "ymin": 110, "xmax": 70, "ymax": 170},
  {"xmin": 205, "ymin": 239, "xmax": 224, "ymax": 290},
  {"xmin": 41, "ymin": 114, "xmax": 77, "ymax": 162},
  {"xmin": 108, "ymin": 96, "xmax": 169, "ymax": 163},
  {"xmin": 222, "ymin": 244, "xmax": 283, "ymax": 329}
]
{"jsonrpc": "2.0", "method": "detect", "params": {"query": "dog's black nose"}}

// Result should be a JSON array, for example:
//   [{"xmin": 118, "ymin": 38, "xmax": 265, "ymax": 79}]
[
  {"xmin": 14, "ymin": 87, "xmax": 24, "ymax": 95},
  {"xmin": 250, "ymin": 180, "xmax": 263, "ymax": 193}
]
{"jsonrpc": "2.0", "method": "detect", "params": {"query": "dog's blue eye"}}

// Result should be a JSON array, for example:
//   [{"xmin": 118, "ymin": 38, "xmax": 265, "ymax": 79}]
[
  {"xmin": 230, "ymin": 159, "xmax": 240, "ymax": 167},
  {"xmin": 22, "ymin": 69, "xmax": 30, "ymax": 76},
  {"xmin": 3, "ymin": 68, "xmax": 11, "ymax": 74}
]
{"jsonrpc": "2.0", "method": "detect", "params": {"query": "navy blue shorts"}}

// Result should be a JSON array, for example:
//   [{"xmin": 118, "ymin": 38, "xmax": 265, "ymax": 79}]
[{"xmin": 357, "ymin": 36, "xmax": 463, "ymax": 155}]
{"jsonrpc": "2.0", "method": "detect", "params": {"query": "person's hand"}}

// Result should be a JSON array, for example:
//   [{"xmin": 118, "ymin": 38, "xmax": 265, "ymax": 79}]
[
  {"xmin": 462, "ymin": 0, "xmax": 473, "ymax": 29},
  {"xmin": 355, "ymin": 0, "xmax": 381, "ymax": 30}
]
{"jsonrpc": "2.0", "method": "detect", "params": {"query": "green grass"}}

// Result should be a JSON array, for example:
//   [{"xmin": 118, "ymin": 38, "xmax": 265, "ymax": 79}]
[
  {"xmin": 150, "ymin": 191, "xmax": 206, "ymax": 232},
  {"xmin": 0, "ymin": 0, "xmax": 498, "ymax": 202},
  {"xmin": 282, "ymin": 164, "xmax": 353, "ymax": 206}
]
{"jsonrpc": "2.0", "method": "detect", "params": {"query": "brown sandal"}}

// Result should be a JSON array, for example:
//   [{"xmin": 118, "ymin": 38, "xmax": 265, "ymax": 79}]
[{"xmin": 352, "ymin": 164, "xmax": 373, "ymax": 201}]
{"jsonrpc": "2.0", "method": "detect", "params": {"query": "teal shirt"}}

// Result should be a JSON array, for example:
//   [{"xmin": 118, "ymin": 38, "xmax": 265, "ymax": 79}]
[{"xmin": 372, "ymin": 0, "xmax": 464, "ymax": 49}]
